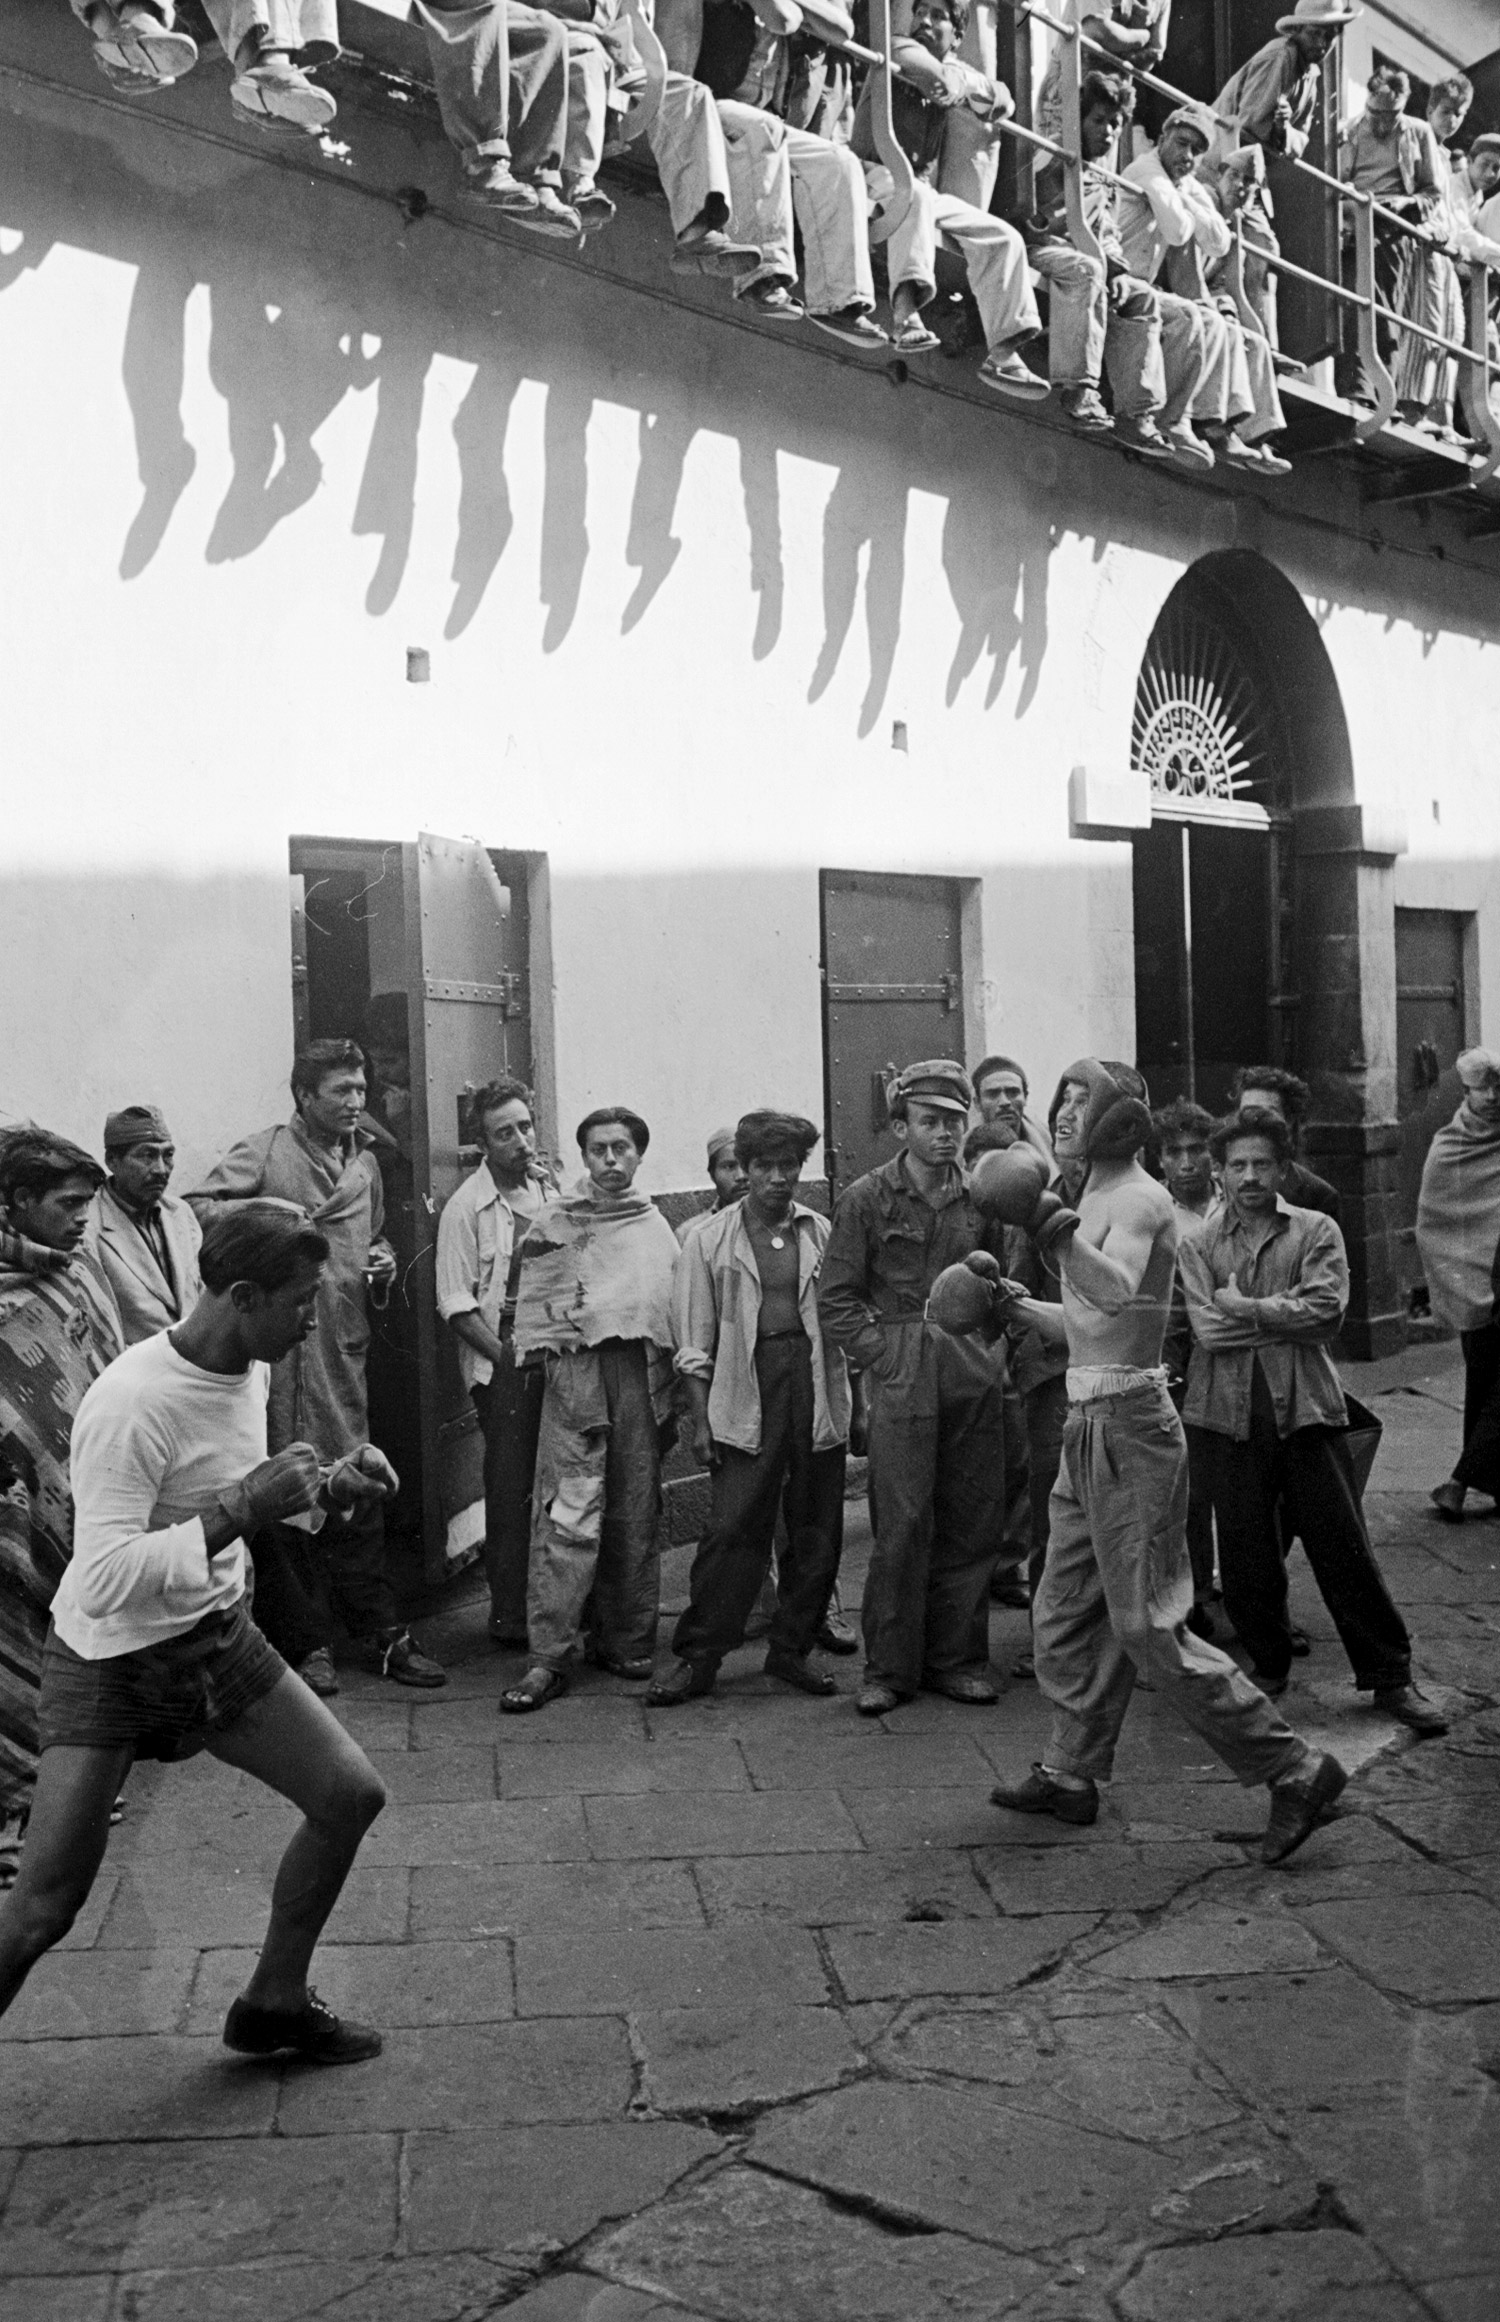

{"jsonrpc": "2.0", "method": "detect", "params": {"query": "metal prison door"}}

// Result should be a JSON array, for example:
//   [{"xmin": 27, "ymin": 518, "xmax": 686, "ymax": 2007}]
[
  {"xmin": 405, "ymin": 833, "xmax": 530, "ymax": 1580},
  {"xmin": 820, "ymin": 870, "xmax": 966, "ymax": 1197}
]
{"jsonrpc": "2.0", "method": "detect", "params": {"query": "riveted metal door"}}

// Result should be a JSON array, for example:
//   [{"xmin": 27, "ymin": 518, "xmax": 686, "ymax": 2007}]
[
  {"xmin": 405, "ymin": 834, "xmax": 522, "ymax": 1579},
  {"xmin": 1395, "ymin": 908, "xmax": 1468, "ymax": 1307},
  {"xmin": 820, "ymin": 870, "xmax": 965, "ymax": 1196}
]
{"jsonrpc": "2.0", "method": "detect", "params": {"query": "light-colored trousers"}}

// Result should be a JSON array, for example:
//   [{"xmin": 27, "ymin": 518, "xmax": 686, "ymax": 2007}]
[
  {"xmin": 528, "ymin": 1339, "xmax": 663, "ymax": 1672},
  {"xmin": 716, "ymin": 103, "xmax": 873, "ymax": 315},
  {"xmin": 889, "ymin": 183, "xmax": 1041, "ymax": 353},
  {"xmin": 1033, "ymin": 1378, "xmax": 1309, "ymax": 1787},
  {"xmin": 647, "ymin": 72, "xmax": 736, "ymax": 237}
]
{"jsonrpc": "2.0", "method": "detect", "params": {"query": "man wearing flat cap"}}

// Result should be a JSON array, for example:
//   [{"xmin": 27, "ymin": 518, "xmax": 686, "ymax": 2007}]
[
  {"xmin": 818, "ymin": 1059, "xmax": 1009, "ymax": 1715},
  {"xmin": 87, "ymin": 1106, "xmax": 202, "ymax": 1346}
]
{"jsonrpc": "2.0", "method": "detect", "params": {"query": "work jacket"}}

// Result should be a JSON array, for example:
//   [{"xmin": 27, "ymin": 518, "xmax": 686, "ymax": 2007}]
[
  {"xmin": 1179, "ymin": 1195, "xmax": 1348, "ymax": 1441},
  {"xmin": 673, "ymin": 1202, "xmax": 850, "ymax": 1455},
  {"xmin": 817, "ymin": 1154, "xmax": 1005, "ymax": 1418}
]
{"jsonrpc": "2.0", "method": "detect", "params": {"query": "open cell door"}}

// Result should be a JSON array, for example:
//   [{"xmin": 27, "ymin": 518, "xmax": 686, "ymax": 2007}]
[{"xmin": 405, "ymin": 833, "xmax": 521, "ymax": 1581}]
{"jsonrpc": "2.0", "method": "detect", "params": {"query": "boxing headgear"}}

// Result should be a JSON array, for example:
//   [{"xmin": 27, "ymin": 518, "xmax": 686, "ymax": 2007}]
[{"xmin": 1048, "ymin": 1060, "xmax": 1153, "ymax": 1163}]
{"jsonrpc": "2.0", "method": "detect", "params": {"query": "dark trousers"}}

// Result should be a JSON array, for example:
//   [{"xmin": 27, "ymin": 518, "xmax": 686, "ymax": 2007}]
[
  {"xmin": 1001, "ymin": 1379, "xmax": 1031, "ymax": 1565},
  {"xmin": 673, "ymin": 1337, "xmax": 845, "ymax": 1666},
  {"xmin": 1201, "ymin": 1370, "xmax": 1411, "ymax": 1690},
  {"xmin": 1336, "ymin": 215, "xmax": 1410, "ymax": 401},
  {"xmin": 473, "ymin": 1359, "xmax": 545, "ymax": 1635},
  {"xmin": 247, "ymin": 1502, "xmax": 397, "ymax": 1664},
  {"xmin": 863, "ymin": 1332, "xmax": 1005, "ymax": 1694},
  {"xmin": 1024, "ymin": 1374, "xmax": 1069, "ymax": 1603},
  {"xmin": 1456, "ymin": 1322, "xmax": 1500, "ymax": 1499}
]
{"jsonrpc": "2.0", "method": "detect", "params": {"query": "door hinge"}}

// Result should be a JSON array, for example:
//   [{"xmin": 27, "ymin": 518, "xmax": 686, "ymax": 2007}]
[{"xmin": 423, "ymin": 971, "xmax": 524, "ymax": 1016}]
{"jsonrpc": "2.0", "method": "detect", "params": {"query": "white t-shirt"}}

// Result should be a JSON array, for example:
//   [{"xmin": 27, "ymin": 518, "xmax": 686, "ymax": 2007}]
[{"xmin": 52, "ymin": 1333, "xmax": 271, "ymax": 1661}]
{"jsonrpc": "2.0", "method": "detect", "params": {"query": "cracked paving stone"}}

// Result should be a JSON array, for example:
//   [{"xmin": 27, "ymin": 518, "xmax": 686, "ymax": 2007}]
[
  {"xmin": 0, "ymin": 2135, "xmax": 397, "ymax": 2275},
  {"xmin": 879, "ymin": 1999, "xmax": 1243, "ymax": 2141},
  {"xmin": 1421, "ymin": 2278, "xmax": 1500, "ymax": 2322},
  {"xmin": 405, "ymin": 2122, "xmax": 720, "ymax": 2256},
  {"xmin": 96, "ymin": 1863, "xmax": 410, "ymax": 1949},
  {"xmin": 1283, "ymin": 2086, "xmax": 1500, "ymax": 2276},
  {"xmin": 497, "ymin": 1741, "xmax": 751, "ymax": 1798},
  {"xmin": 976, "ymin": 1840, "xmax": 1240, "ymax": 1917},
  {"xmin": 360, "ymin": 1798, "xmax": 591, "ymax": 1867},
  {"xmin": 1084, "ymin": 1902, "xmax": 1324, "ymax": 1981},
  {"xmin": 1160, "ymin": 1969, "xmax": 1415, "ymax": 2107},
  {"xmin": 635, "ymin": 2002, "xmax": 863, "ymax": 2114},
  {"xmin": 584, "ymin": 1791, "xmax": 863, "ymax": 1859},
  {"xmin": 589, "ymin": 2160, "xmax": 1048, "ymax": 2319},
  {"xmin": 1116, "ymin": 2230, "xmax": 1421, "ymax": 2321},
  {"xmin": 824, "ymin": 1914, "xmax": 1095, "ymax": 2002},
  {"xmin": 108, "ymin": 2255, "xmax": 530, "ymax": 2321},
  {"xmin": 749, "ymin": 2082, "xmax": 1319, "ymax": 2256},
  {"xmin": 1294, "ymin": 1890, "xmax": 1500, "ymax": 2002}
]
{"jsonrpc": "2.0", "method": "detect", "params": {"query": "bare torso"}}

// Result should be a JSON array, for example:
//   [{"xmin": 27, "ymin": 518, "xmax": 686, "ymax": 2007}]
[{"xmin": 1060, "ymin": 1163, "xmax": 1178, "ymax": 1369}]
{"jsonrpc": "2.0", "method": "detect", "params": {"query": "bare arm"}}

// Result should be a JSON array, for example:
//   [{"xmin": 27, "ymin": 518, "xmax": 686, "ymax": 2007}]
[
  {"xmin": 1058, "ymin": 1186, "xmax": 1164, "ymax": 1315},
  {"xmin": 448, "ymin": 1309, "xmax": 510, "ymax": 1370}
]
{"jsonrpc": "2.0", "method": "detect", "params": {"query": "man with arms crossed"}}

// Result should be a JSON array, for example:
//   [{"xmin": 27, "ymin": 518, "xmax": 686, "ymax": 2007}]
[
  {"xmin": 0, "ymin": 1204, "xmax": 391, "ymax": 2060},
  {"xmin": 982, "ymin": 1060, "xmax": 1345, "ymax": 1864}
]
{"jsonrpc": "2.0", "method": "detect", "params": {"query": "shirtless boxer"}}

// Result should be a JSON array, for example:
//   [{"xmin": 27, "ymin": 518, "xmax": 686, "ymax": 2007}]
[{"xmin": 979, "ymin": 1059, "xmax": 1346, "ymax": 1864}]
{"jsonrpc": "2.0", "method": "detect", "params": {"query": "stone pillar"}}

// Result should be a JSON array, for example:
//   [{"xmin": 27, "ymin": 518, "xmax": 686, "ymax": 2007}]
[{"xmin": 1293, "ymin": 805, "xmax": 1407, "ymax": 1361}]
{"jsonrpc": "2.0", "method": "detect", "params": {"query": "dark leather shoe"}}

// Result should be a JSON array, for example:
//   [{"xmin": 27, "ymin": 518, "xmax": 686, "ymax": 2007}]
[
  {"xmin": 1430, "ymin": 1481, "xmax": 1466, "ymax": 1523},
  {"xmin": 856, "ymin": 1681, "xmax": 905, "ymax": 1717},
  {"xmin": 923, "ymin": 1671, "xmax": 999, "ymax": 1705},
  {"xmin": 1262, "ymin": 1752, "xmax": 1347, "ymax": 1863},
  {"xmin": 1373, "ymin": 1684, "xmax": 1448, "ymax": 1737},
  {"xmin": 295, "ymin": 1647, "xmax": 339, "ymax": 1699},
  {"xmin": 989, "ymin": 1574, "xmax": 1030, "ymax": 1609},
  {"xmin": 224, "ymin": 1989, "xmax": 381, "ymax": 2066},
  {"xmin": 367, "ymin": 1629, "xmax": 446, "ymax": 1688},
  {"xmin": 646, "ymin": 1659, "xmax": 717, "ymax": 1707},
  {"xmin": 765, "ymin": 1650, "xmax": 836, "ymax": 1697},
  {"xmin": 594, "ymin": 1654, "xmax": 655, "ymax": 1681},
  {"xmin": 990, "ymin": 1765, "xmax": 1098, "ymax": 1824},
  {"xmin": 1250, "ymin": 1667, "xmax": 1289, "ymax": 1699},
  {"xmin": 816, "ymin": 1613, "xmax": 859, "ymax": 1656}
]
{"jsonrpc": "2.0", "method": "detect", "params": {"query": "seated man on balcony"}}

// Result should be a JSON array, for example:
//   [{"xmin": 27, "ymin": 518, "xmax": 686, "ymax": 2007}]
[
  {"xmin": 1210, "ymin": 0, "xmax": 1357, "ymax": 350},
  {"xmin": 1119, "ymin": 108, "xmax": 1292, "ymax": 474},
  {"xmin": 74, "ymin": 0, "xmax": 339, "ymax": 130},
  {"xmin": 419, "ymin": 0, "xmax": 624, "ymax": 237},
  {"xmin": 674, "ymin": 0, "xmax": 888, "ymax": 343},
  {"xmin": 1032, "ymin": 71, "xmax": 1212, "ymax": 462},
  {"xmin": 1336, "ymin": 64, "xmax": 1448, "ymax": 422},
  {"xmin": 850, "ymin": 0, "xmax": 1048, "ymax": 396}
]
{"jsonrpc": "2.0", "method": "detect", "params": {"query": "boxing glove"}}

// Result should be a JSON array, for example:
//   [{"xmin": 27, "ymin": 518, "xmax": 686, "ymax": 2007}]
[
  {"xmin": 215, "ymin": 1442, "xmax": 322, "ymax": 1538},
  {"xmin": 927, "ymin": 1263, "xmax": 997, "ymax": 1335},
  {"xmin": 971, "ymin": 1147, "xmax": 1081, "ymax": 1254},
  {"xmin": 964, "ymin": 1251, "xmax": 1002, "ymax": 1282},
  {"xmin": 969, "ymin": 1146, "xmax": 1049, "ymax": 1224}
]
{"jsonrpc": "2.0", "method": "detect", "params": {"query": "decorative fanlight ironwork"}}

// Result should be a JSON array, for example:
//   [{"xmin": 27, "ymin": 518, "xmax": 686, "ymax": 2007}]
[{"xmin": 1132, "ymin": 594, "xmax": 1275, "ymax": 808}]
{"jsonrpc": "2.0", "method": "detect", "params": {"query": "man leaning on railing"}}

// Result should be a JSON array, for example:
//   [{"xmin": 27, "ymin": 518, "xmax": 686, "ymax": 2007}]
[
  {"xmin": 1208, "ymin": 0, "xmax": 1356, "ymax": 352},
  {"xmin": 1334, "ymin": 63, "xmax": 1446, "ymax": 421}
]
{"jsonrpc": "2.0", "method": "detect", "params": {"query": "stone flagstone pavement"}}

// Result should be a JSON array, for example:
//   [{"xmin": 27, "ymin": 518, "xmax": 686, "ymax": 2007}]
[{"xmin": 1, "ymin": 1342, "xmax": 1498, "ymax": 2321}]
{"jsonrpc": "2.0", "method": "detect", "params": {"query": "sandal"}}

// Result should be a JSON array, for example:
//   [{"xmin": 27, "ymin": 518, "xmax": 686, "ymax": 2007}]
[
  {"xmin": 499, "ymin": 1666, "xmax": 568, "ymax": 1715},
  {"xmin": 892, "ymin": 316, "xmax": 941, "ymax": 354}
]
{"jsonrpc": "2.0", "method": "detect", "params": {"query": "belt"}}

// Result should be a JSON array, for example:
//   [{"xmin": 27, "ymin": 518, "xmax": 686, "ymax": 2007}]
[
  {"xmin": 757, "ymin": 1328, "xmax": 809, "ymax": 1344},
  {"xmin": 1067, "ymin": 1363, "xmax": 1168, "ymax": 1404}
]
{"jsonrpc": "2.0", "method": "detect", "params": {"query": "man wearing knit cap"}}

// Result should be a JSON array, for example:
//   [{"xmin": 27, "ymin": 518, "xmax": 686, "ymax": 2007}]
[
  {"xmin": 982, "ymin": 1059, "xmax": 1346, "ymax": 1866},
  {"xmin": 88, "ymin": 1106, "xmax": 202, "ymax": 1347},
  {"xmin": 819, "ymin": 1058, "xmax": 1008, "ymax": 1715}
]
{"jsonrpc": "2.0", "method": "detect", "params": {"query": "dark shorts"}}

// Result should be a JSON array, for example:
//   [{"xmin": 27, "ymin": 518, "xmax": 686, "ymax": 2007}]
[{"xmin": 38, "ymin": 1602, "xmax": 288, "ymax": 1763}]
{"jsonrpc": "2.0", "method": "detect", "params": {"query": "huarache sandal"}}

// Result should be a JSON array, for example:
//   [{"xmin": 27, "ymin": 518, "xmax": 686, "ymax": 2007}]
[
  {"xmin": 892, "ymin": 316, "xmax": 941, "ymax": 353},
  {"xmin": 500, "ymin": 1666, "xmax": 568, "ymax": 1714}
]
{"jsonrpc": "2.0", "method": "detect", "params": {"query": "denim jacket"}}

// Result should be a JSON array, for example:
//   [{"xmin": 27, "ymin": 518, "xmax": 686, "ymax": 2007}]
[{"xmin": 1179, "ymin": 1196, "xmax": 1348, "ymax": 1442}]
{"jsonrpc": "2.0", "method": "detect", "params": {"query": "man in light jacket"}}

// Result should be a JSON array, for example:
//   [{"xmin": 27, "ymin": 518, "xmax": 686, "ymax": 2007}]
[
  {"xmin": 650, "ymin": 1111, "xmax": 850, "ymax": 1705},
  {"xmin": 88, "ymin": 1105, "xmax": 202, "ymax": 1346}
]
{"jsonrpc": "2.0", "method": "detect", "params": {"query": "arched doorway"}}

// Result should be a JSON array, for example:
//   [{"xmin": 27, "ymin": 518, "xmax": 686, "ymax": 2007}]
[
  {"xmin": 1128, "ymin": 551, "xmax": 1413, "ymax": 1356},
  {"xmin": 1130, "ymin": 551, "xmax": 1354, "ymax": 1117}
]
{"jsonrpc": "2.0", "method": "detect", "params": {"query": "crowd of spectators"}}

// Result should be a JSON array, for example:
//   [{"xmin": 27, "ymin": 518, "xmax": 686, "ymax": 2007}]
[
  {"xmin": 58, "ymin": 0, "xmax": 1500, "ymax": 467},
  {"xmin": 1, "ymin": 1028, "xmax": 1463, "ymax": 1899}
]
